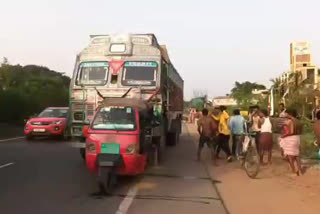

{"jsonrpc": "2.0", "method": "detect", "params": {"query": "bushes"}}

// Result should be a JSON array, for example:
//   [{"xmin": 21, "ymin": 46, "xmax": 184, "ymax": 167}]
[
  {"xmin": 299, "ymin": 119, "xmax": 318, "ymax": 158},
  {"xmin": 0, "ymin": 89, "xmax": 30, "ymax": 123}
]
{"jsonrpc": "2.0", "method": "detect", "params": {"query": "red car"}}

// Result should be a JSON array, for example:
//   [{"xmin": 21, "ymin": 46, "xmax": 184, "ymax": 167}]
[{"xmin": 24, "ymin": 107, "xmax": 69, "ymax": 140}]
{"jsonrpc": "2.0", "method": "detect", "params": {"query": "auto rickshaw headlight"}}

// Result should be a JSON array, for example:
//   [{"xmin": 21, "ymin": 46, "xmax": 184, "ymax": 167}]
[
  {"xmin": 126, "ymin": 144, "xmax": 137, "ymax": 154},
  {"xmin": 86, "ymin": 143, "xmax": 96, "ymax": 153}
]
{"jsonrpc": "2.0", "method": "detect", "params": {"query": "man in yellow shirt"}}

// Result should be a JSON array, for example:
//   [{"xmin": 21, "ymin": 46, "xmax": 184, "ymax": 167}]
[
  {"xmin": 217, "ymin": 106, "xmax": 232, "ymax": 162},
  {"xmin": 210, "ymin": 107, "xmax": 220, "ymax": 130}
]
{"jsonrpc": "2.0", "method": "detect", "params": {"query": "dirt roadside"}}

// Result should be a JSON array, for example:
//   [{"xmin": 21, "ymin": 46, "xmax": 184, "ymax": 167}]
[{"xmin": 187, "ymin": 123, "xmax": 320, "ymax": 214}]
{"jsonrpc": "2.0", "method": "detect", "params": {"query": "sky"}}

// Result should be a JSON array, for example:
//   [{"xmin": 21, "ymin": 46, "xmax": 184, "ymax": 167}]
[{"xmin": 1, "ymin": 0, "xmax": 320, "ymax": 100}]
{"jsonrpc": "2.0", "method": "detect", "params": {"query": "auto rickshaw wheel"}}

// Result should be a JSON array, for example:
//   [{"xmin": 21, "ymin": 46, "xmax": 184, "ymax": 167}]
[{"xmin": 98, "ymin": 167, "xmax": 116, "ymax": 195}]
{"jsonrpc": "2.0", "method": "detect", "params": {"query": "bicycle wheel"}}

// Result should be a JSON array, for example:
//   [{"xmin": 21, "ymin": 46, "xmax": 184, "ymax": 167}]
[{"xmin": 244, "ymin": 145, "xmax": 260, "ymax": 178}]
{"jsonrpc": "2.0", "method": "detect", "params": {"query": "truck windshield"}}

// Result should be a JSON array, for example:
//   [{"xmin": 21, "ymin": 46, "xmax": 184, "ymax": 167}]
[
  {"xmin": 122, "ymin": 62, "xmax": 157, "ymax": 86},
  {"xmin": 38, "ymin": 109, "xmax": 68, "ymax": 118},
  {"xmin": 92, "ymin": 106, "xmax": 136, "ymax": 131},
  {"xmin": 77, "ymin": 62, "xmax": 109, "ymax": 85}
]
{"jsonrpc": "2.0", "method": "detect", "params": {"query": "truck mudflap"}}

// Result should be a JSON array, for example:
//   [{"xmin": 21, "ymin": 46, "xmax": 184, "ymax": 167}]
[{"xmin": 96, "ymin": 154, "xmax": 123, "ymax": 167}]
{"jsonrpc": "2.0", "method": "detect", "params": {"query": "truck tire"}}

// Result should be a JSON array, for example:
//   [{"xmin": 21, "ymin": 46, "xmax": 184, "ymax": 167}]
[
  {"xmin": 80, "ymin": 148, "xmax": 86, "ymax": 160},
  {"xmin": 150, "ymin": 137, "xmax": 161, "ymax": 166},
  {"xmin": 166, "ymin": 132, "xmax": 177, "ymax": 146}
]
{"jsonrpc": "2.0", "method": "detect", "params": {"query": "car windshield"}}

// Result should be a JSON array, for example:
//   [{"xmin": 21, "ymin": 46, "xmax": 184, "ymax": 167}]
[
  {"xmin": 122, "ymin": 62, "xmax": 157, "ymax": 86},
  {"xmin": 38, "ymin": 109, "xmax": 68, "ymax": 118},
  {"xmin": 92, "ymin": 106, "xmax": 136, "ymax": 131},
  {"xmin": 78, "ymin": 62, "xmax": 109, "ymax": 85}
]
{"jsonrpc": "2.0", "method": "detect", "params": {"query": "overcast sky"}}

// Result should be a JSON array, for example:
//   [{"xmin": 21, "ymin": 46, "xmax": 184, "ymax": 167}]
[{"xmin": 1, "ymin": 0, "xmax": 320, "ymax": 99}]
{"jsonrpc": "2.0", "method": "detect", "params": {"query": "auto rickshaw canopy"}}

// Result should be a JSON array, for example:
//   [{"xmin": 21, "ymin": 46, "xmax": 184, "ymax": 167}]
[{"xmin": 100, "ymin": 98, "xmax": 152, "ymax": 116}]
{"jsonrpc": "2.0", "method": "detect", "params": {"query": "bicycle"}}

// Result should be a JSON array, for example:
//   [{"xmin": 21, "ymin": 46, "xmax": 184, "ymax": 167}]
[{"xmin": 236, "ymin": 124, "xmax": 260, "ymax": 178}]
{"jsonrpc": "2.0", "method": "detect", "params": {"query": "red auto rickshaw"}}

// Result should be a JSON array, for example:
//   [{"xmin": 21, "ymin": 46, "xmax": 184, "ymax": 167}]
[{"xmin": 83, "ymin": 98, "xmax": 158, "ymax": 193}]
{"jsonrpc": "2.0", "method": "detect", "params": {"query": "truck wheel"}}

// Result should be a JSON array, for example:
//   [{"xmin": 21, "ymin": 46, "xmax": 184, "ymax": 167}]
[
  {"xmin": 166, "ymin": 132, "xmax": 177, "ymax": 146},
  {"xmin": 176, "ymin": 133, "xmax": 180, "ymax": 144},
  {"xmin": 63, "ymin": 129, "xmax": 71, "ymax": 141},
  {"xmin": 63, "ymin": 134, "xmax": 71, "ymax": 141},
  {"xmin": 80, "ymin": 148, "xmax": 86, "ymax": 160},
  {"xmin": 150, "ymin": 137, "xmax": 161, "ymax": 166}
]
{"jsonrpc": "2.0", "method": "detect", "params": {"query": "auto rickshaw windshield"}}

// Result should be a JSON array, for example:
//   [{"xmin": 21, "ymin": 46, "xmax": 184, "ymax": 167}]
[{"xmin": 92, "ymin": 106, "xmax": 137, "ymax": 131}]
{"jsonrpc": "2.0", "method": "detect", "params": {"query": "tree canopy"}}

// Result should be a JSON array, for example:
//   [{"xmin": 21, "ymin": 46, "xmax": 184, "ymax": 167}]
[
  {"xmin": 230, "ymin": 81, "xmax": 267, "ymax": 108},
  {"xmin": 0, "ymin": 59, "xmax": 70, "ymax": 124}
]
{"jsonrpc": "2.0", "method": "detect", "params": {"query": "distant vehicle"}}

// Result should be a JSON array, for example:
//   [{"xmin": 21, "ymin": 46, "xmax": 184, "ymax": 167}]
[{"xmin": 24, "ymin": 107, "xmax": 69, "ymax": 140}]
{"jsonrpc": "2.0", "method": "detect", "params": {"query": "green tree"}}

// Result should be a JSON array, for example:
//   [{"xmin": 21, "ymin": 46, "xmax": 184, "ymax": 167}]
[
  {"xmin": 230, "ymin": 81, "xmax": 266, "ymax": 109},
  {"xmin": 0, "ymin": 61, "xmax": 70, "ymax": 124}
]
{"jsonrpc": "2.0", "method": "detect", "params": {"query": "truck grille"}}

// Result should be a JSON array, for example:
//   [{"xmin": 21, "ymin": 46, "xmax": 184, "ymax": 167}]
[
  {"xmin": 73, "ymin": 103, "xmax": 84, "ymax": 111},
  {"xmin": 72, "ymin": 103, "xmax": 95, "ymax": 120}
]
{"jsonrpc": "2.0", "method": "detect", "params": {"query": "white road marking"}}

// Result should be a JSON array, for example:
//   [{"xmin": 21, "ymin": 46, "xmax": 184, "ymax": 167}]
[
  {"xmin": 115, "ymin": 186, "xmax": 138, "ymax": 214},
  {"xmin": 0, "ymin": 162, "xmax": 15, "ymax": 169},
  {"xmin": 0, "ymin": 136, "xmax": 25, "ymax": 143}
]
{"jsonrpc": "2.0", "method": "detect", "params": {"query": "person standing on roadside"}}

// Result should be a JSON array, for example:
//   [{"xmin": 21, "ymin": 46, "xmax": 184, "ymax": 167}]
[
  {"xmin": 258, "ymin": 109, "xmax": 273, "ymax": 165},
  {"xmin": 279, "ymin": 103, "xmax": 287, "ymax": 118},
  {"xmin": 279, "ymin": 109, "xmax": 303, "ymax": 176},
  {"xmin": 211, "ymin": 107, "xmax": 220, "ymax": 125},
  {"xmin": 197, "ymin": 108, "xmax": 218, "ymax": 165},
  {"xmin": 210, "ymin": 107, "xmax": 221, "ymax": 155},
  {"xmin": 312, "ymin": 104, "xmax": 320, "ymax": 121},
  {"xmin": 229, "ymin": 109, "xmax": 245, "ymax": 158},
  {"xmin": 313, "ymin": 111, "xmax": 320, "ymax": 150},
  {"xmin": 278, "ymin": 103, "xmax": 287, "ymax": 157},
  {"xmin": 251, "ymin": 106, "xmax": 261, "ymax": 154},
  {"xmin": 218, "ymin": 106, "xmax": 232, "ymax": 162}
]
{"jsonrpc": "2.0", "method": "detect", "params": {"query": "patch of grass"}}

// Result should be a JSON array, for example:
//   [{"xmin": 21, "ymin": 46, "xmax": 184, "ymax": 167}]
[{"xmin": 301, "ymin": 132, "xmax": 318, "ymax": 159}]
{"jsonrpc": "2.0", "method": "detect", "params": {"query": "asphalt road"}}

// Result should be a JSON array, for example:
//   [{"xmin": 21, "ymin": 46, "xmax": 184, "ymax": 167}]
[{"xmin": 0, "ymin": 125, "xmax": 228, "ymax": 214}]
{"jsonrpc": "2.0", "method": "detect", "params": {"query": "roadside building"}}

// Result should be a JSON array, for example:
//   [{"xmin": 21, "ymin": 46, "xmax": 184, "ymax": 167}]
[
  {"xmin": 274, "ymin": 41, "xmax": 320, "ymax": 117},
  {"xmin": 212, "ymin": 96, "xmax": 237, "ymax": 107}
]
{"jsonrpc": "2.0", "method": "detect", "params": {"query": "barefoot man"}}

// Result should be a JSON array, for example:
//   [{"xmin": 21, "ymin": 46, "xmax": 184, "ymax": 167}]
[{"xmin": 197, "ymin": 108, "xmax": 218, "ymax": 165}]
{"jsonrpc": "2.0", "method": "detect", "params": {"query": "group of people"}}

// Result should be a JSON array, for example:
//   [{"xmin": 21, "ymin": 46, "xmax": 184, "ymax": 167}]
[
  {"xmin": 196, "ymin": 106, "xmax": 232, "ymax": 165},
  {"xmin": 196, "ymin": 103, "xmax": 308, "ymax": 176}
]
